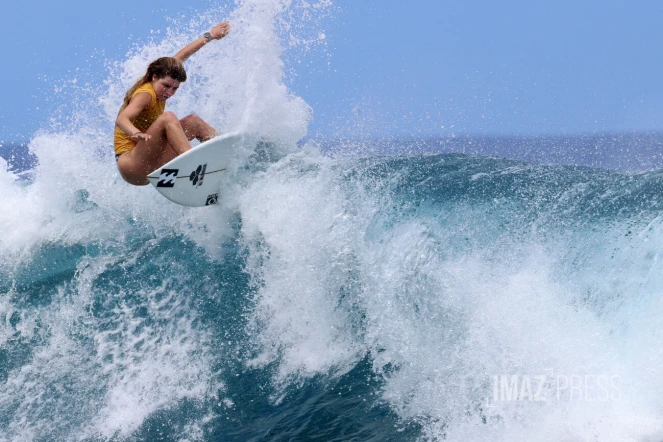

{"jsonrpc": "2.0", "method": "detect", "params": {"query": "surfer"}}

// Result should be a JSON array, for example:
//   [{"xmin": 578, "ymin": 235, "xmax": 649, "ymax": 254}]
[{"xmin": 114, "ymin": 21, "xmax": 230, "ymax": 186}]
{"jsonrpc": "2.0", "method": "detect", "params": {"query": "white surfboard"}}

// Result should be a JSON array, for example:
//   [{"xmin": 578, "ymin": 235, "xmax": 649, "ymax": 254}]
[{"xmin": 147, "ymin": 132, "xmax": 245, "ymax": 207}]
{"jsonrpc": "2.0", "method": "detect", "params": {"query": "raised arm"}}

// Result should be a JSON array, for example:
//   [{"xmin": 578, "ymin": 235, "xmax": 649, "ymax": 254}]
[{"xmin": 173, "ymin": 21, "xmax": 231, "ymax": 63}]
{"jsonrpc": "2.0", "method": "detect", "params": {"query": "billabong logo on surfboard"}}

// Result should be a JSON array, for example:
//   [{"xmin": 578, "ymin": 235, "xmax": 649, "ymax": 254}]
[
  {"xmin": 190, "ymin": 164, "xmax": 207, "ymax": 188},
  {"xmin": 147, "ymin": 133, "xmax": 243, "ymax": 207},
  {"xmin": 157, "ymin": 169, "xmax": 179, "ymax": 187}
]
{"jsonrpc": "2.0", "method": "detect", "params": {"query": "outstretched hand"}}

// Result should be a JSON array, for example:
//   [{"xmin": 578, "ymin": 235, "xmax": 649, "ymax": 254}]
[
  {"xmin": 209, "ymin": 21, "xmax": 230, "ymax": 40},
  {"xmin": 173, "ymin": 21, "xmax": 231, "ymax": 62}
]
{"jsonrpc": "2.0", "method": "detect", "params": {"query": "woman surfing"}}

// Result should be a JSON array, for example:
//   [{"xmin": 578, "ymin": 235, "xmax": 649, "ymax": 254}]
[{"xmin": 114, "ymin": 21, "xmax": 230, "ymax": 186}]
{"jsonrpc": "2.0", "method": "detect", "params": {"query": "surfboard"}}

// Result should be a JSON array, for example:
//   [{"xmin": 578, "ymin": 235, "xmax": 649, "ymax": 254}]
[{"xmin": 147, "ymin": 132, "xmax": 245, "ymax": 207}]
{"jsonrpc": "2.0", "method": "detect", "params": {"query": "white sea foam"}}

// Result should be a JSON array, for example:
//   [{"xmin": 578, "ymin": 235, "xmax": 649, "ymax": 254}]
[
  {"xmin": 236, "ymin": 153, "xmax": 663, "ymax": 441},
  {"xmin": 0, "ymin": 0, "xmax": 330, "ymax": 439},
  {"xmin": 239, "ymin": 149, "xmax": 367, "ymax": 390},
  {"xmin": 3, "ymin": 0, "xmax": 663, "ymax": 440},
  {"xmin": 0, "ymin": 251, "xmax": 218, "ymax": 441}
]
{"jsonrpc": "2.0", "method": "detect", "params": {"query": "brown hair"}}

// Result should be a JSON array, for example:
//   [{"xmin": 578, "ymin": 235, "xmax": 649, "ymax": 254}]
[{"xmin": 120, "ymin": 57, "xmax": 187, "ymax": 110}]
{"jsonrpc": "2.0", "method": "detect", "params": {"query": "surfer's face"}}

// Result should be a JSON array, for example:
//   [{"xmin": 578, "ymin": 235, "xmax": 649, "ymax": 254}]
[{"xmin": 152, "ymin": 75, "xmax": 181, "ymax": 101}]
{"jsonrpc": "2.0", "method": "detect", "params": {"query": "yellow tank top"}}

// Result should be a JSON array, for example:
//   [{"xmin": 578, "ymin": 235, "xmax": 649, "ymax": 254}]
[{"xmin": 113, "ymin": 83, "xmax": 166, "ymax": 155}]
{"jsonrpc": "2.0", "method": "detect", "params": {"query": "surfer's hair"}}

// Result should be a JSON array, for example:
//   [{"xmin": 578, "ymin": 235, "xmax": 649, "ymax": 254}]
[{"xmin": 120, "ymin": 57, "xmax": 187, "ymax": 110}]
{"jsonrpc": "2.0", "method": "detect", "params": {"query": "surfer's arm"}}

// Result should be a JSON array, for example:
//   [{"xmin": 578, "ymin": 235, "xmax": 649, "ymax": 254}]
[
  {"xmin": 115, "ymin": 92, "xmax": 153, "ymax": 141},
  {"xmin": 173, "ymin": 21, "xmax": 230, "ymax": 63}
]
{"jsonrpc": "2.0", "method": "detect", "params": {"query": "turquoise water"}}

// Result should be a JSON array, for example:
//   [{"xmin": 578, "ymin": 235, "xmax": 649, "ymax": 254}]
[
  {"xmin": 2, "ymin": 0, "xmax": 663, "ymax": 440},
  {"xmin": 3, "ymin": 148, "xmax": 663, "ymax": 440}
]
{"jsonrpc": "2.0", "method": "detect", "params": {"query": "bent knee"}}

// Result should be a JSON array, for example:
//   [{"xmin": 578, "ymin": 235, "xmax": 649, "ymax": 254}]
[
  {"xmin": 159, "ymin": 111, "xmax": 180, "ymax": 124},
  {"xmin": 180, "ymin": 114, "xmax": 203, "ymax": 125}
]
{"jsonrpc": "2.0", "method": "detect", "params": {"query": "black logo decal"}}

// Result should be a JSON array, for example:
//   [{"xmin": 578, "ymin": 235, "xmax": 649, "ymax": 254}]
[
  {"xmin": 157, "ymin": 169, "xmax": 179, "ymax": 187},
  {"xmin": 190, "ymin": 164, "xmax": 207, "ymax": 188},
  {"xmin": 205, "ymin": 193, "xmax": 219, "ymax": 206}
]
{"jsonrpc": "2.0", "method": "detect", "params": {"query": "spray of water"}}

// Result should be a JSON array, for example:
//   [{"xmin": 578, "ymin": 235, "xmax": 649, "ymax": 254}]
[{"xmin": 3, "ymin": 0, "xmax": 663, "ymax": 441}]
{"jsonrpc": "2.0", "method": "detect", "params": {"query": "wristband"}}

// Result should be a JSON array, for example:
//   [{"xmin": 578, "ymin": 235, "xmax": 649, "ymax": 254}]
[{"xmin": 203, "ymin": 32, "xmax": 213, "ymax": 42}]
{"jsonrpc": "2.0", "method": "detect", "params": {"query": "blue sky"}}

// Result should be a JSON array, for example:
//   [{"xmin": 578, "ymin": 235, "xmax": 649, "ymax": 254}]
[{"xmin": 2, "ymin": 0, "xmax": 663, "ymax": 142}]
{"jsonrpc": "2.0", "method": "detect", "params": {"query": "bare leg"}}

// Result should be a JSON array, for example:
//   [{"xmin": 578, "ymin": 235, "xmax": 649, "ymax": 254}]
[
  {"xmin": 117, "ymin": 112, "xmax": 192, "ymax": 186},
  {"xmin": 180, "ymin": 114, "xmax": 218, "ymax": 142}
]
